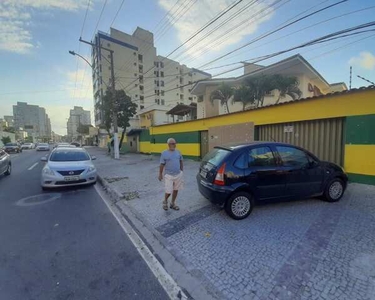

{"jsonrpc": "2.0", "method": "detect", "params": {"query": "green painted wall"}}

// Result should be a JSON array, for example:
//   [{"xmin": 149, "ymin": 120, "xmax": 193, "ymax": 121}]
[
  {"xmin": 139, "ymin": 129, "xmax": 150, "ymax": 142},
  {"xmin": 150, "ymin": 131, "xmax": 200, "ymax": 144},
  {"xmin": 346, "ymin": 114, "xmax": 375, "ymax": 145},
  {"xmin": 348, "ymin": 173, "xmax": 375, "ymax": 185}
]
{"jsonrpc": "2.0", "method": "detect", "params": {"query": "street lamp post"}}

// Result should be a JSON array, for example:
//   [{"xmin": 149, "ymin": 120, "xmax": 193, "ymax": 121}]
[{"xmin": 68, "ymin": 40, "xmax": 120, "ymax": 160}]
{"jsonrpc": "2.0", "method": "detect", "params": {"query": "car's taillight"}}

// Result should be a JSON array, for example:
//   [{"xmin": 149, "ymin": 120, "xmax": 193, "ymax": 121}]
[{"xmin": 214, "ymin": 163, "xmax": 226, "ymax": 186}]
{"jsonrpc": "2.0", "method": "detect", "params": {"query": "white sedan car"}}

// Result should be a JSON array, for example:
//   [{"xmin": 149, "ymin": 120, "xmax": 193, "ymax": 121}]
[
  {"xmin": 41, "ymin": 147, "xmax": 97, "ymax": 190},
  {"xmin": 21, "ymin": 143, "xmax": 35, "ymax": 150},
  {"xmin": 36, "ymin": 143, "xmax": 50, "ymax": 151}
]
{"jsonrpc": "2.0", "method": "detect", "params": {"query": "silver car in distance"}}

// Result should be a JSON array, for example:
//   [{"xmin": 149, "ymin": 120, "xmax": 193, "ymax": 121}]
[{"xmin": 41, "ymin": 147, "xmax": 97, "ymax": 190}]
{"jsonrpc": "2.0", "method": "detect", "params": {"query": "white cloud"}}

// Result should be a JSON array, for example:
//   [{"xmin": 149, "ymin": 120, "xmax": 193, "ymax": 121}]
[
  {"xmin": 349, "ymin": 51, "xmax": 375, "ymax": 70},
  {"xmin": 158, "ymin": 0, "xmax": 275, "ymax": 59},
  {"xmin": 0, "ymin": 0, "xmax": 92, "ymax": 54}
]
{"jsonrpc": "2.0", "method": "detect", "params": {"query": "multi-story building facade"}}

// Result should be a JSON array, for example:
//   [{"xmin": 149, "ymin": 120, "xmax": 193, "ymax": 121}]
[
  {"xmin": 91, "ymin": 27, "xmax": 211, "ymax": 129},
  {"xmin": 67, "ymin": 106, "xmax": 91, "ymax": 139},
  {"xmin": 4, "ymin": 116, "xmax": 13, "ymax": 128},
  {"xmin": 13, "ymin": 102, "xmax": 51, "ymax": 142}
]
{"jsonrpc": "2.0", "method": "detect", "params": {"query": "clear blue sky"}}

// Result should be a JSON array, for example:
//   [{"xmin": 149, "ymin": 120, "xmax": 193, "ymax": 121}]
[{"xmin": 0, "ymin": 0, "xmax": 374, "ymax": 134}]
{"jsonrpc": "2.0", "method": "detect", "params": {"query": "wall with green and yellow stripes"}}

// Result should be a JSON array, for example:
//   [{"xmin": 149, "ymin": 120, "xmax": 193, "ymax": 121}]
[
  {"xmin": 344, "ymin": 114, "xmax": 375, "ymax": 185},
  {"xmin": 138, "ymin": 88, "xmax": 375, "ymax": 185}
]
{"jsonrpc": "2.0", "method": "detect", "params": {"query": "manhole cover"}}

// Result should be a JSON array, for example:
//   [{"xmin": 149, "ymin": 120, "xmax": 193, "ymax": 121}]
[{"xmin": 15, "ymin": 193, "xmax": 61, "ymax": 207}]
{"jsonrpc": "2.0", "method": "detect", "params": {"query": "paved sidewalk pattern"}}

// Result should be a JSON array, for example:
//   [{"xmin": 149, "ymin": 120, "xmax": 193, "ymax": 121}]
[{"xmin": 88, "ymin": 147, "xmax": 375, "ymax": 300}]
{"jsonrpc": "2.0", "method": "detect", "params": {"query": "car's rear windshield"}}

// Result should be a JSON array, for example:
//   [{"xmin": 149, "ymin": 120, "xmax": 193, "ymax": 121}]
[
  {"xmin": 50, "ymin": 151, "xmax": 90, "ymax": 161},
  {"xmin": 6, "ymin": 143, "xmax": 17, "ymax": 146},
  {"xmin": 202, "ymin": 148, "xmax": 231, "ymax": 166},
  {"xmin": 39, "ymin": 143, "xmax": 48, "ymax": 146},
  {"xmin": 24, "ymin": 143, "xmax": 31, "ymax": 145}
]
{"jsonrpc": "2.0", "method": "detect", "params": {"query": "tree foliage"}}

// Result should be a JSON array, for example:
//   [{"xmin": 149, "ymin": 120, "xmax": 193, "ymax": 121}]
[
  {"xmin": 95, "ymin": 89, "xmax": 137, "ymax": 150},
  {"xmin": 211, "ymin": 74, "xmax": 302, "ymax": 111},
  {"xmin": 1, "ymin": 136, "xmax": 11, "ymax": 145},
  {"xmin": 210, "ymin": 83, "xmax": 234, "ymax": 113}
]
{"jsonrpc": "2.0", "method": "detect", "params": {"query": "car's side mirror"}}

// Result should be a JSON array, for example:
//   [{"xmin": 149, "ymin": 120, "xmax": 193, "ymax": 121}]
[
  {"xmin": 91, "ymin": 156, "xmax": 96, "ymax": 160},
  {"xmin": 41, "ymin": 157, "xmax": 47, "ymax": 162}
]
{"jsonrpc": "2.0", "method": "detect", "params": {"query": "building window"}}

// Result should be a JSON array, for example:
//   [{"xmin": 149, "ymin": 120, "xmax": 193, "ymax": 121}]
[
  {"xmin": 188, "ymin": 81, "xmax": 192, "ymax": 84},
  {"xmin": 139, "ymin": 65, "xmax": 143, "ymax": 73},
  {"xmin": 161, "ymin": 80, "xmax": 164, "ymax": 87},
  {"xmin": 140, "ymin": 96, "xmax": 144, "ymax": 103},
  {"xmin": 180, "ymin": 94, "xmax": 184, "ymax": 100},
  {"xmin": 135, "ymin": 94, "xmax": 138, "ymax": 97},
  {"xmin": 140, "ymin": 85, "xmax": 144, "ymax": 91},
  {"xmin": 155, "ymin": 99, "xmax": 160, "ymax": 105},
  {"xmin": 140, "ymin": 105, "xmax": 144, "ymax": 109},
  {"xmin": 134, "ymin": 52, "xmax": 136, "ymax": 55},
  {"xmin": 188, "ymin": 97, "xmax": 193, "ymax": 100},
  {"xmin": 135, "ymin": 84, "xmax": 138, "ymax": 87},
  {"xmin": 160, "ymin": 62, "xmax": 164, "ymax": 68},
  {"xmin": 154, "ymin": 62, "xmax": 159, "ymax": 68},
  {"xmin": 161, "ymin": 90, "xmax": 165, "ymax": 96},
  {"xmin": 160, "ymin": 71, "xmax": 164, "ymax": 77},
  {"xmin": 161, "ymin": 99, "xmax": 165, "ymax": 105},
  {"xmin": 107, "ymin": 43, "xmax": 111, "ymax": 47},
  {"xmin": 134, "ymin": 62, "xmax": 137, "ymax": 66},
  {"xmin": 138, "ymin": 54, "xmax": 143, "ymax": 63},
  {"xmin": 134, "ymin": 73, "xmax": 137, "ymax": 77}
]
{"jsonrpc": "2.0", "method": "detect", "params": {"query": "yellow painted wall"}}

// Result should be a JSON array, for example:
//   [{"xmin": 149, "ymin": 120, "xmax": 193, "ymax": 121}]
[
  {"xmin": 344, "ymin": 145, "xmax": 375, "ymax": 176},
  {"xmin": 140, "ymin": 113, "xmax": 153, "ymax": 128},
  {"xmin": 150, "ymin": 143, "xmax": 200, "ymax": 157},
  {"xmin": 139, "ymin": 141, "xmax": 151, "ymax": 153},
  {"xmin": 151, "ymin": 89, "xmax": 375, "ymax": 135}
]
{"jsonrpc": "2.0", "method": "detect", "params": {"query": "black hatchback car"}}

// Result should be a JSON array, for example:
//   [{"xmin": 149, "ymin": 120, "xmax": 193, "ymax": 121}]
[{"xmin": 197, "ymin": 142, "xmax": 348, "ymax": 220}]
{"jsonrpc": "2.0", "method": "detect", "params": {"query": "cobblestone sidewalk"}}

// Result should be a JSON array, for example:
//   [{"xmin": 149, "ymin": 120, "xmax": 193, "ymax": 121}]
[{"xmin": 88, "ymin": 147, "xmax": 375, "ymax": 300}]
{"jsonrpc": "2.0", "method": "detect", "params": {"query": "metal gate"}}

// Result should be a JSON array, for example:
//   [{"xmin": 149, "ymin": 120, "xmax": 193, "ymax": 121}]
[
  {"xmin": 256, "ymin": 118, "xmax": 344, "ymax": 165},
  {"xmin": 200, "ymin": 131, "xmax": 209, "ymax": 159}
]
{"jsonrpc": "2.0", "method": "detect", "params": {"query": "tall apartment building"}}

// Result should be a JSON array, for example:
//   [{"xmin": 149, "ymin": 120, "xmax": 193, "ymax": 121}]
[
  {"xmin": 13, "ymin": 102, "xmax": 51, "ymax": 141},
  {"xmin": 91, "ymin": 27, "xmax": 211, "ymax": 128},
  {"xmin": 67, "ymin": 106, "xmax": 91, "ymax": 139}
]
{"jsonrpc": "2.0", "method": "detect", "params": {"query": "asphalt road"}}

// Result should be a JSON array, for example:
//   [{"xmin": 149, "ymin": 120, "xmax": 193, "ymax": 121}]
[{"xmin": 0, "ymin": 150, "xmax": 168, "ymax": 300}]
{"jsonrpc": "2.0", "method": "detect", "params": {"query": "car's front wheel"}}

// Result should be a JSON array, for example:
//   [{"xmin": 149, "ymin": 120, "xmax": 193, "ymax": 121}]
[
  {"xmin": 324, "ymin": 178, "xmax": 345, "ymax": 202},
  {"xmin": 4, "ymin": 163, "xmax": 11, "ymax": 175},
  {"xmin": 225, "ymin": 192, "xmax": 254, "ymax": 220}
]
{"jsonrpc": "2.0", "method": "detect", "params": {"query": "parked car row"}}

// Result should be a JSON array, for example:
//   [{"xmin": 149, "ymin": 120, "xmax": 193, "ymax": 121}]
[{"xmin": 197, "ymin": 142, "xmax": 348, "ymax": 220}]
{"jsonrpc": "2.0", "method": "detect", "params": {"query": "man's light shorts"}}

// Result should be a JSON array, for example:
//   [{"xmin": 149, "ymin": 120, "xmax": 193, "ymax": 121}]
[{"xmin": 164, "ymin": 171, "xmax": 184, "ymax": 194}]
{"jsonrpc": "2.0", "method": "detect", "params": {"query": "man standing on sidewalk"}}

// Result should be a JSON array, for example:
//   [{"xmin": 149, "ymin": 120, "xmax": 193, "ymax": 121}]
[{"xmin": 158, "ymin": 138, "xmax": 183, "ymax": 211}]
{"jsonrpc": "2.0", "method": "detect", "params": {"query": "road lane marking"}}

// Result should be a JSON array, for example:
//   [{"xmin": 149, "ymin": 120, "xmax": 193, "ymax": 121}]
[
  {"xmin": 94, "ymin": 185, "xmax": 187, "ymax": 300},
  {"xmin": 28, "ymin": 162, "xmax": 39, "ymax": 170},
  {"xmin": 15, "ymin": 193, "xmax": 61, "ymax": 207}
]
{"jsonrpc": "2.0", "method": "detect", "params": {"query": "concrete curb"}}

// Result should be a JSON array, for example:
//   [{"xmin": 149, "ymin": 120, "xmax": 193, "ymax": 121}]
[{"xmin": 96, "ymin": 173, "xmax": 220, "ymax": 300}]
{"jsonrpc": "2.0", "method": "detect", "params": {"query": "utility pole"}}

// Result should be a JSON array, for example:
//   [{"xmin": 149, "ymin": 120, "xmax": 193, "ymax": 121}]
[{"xmin": 79, "ymin": 38, "xmax": 120, "ymax": 159}]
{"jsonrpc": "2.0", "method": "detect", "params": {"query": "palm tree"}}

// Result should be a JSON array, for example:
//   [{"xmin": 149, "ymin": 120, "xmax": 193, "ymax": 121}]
[
  {"xmin": 273, "ymin": 75, "xmax": 302, "ymax": 104},
  {"xmin": 244, "ymin": 75, "xmax": 275, "ymax": 108},
  {"xmin": 232, "ymin": 85, "xmax": 256, "ymax": 111},
  {"xmin": 210, "ymin": 83, "xmax": 234, "ymax": 113}
]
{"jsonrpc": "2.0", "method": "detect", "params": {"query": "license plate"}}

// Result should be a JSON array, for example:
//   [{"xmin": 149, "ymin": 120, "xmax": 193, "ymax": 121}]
[
  {"xmin": 200, "ymin": 170, "xmax": 207, "ymax": 178},
  {"xmin": 64, "ymin": 176, "xmax": 80, "ymax": 181}
]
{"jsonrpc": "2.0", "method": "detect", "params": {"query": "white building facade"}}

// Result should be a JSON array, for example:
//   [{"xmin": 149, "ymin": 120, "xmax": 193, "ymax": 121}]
[
  {"xmin": 67, "ymin": 106, "xmax": 91, "ymax": 139},
  {"xmin": 91, "ymin": 27, "xmax": 211, "ymax": 128},
  {"xmin": 13, "ymin": 102, "xmax": 51, "ymax": 142}
]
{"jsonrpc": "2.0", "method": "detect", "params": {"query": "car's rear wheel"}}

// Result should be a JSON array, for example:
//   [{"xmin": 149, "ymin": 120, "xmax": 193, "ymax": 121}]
[
  {"xmin": 324, "ymin": 178, "xmax": 345, "ymax": 202},
  {"xmin": 225, "ymin": 192, "xmax": 254, "ymax": 220},
  {"xmin": 4, "ymin": 163, "xmax": 11, "ymax": 176}
]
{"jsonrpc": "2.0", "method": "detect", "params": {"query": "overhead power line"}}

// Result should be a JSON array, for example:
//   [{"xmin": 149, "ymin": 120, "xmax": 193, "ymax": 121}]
[
  {"xmin": 198, "ymin": 0, "xmax": 349, "ymax": 69},
  {"xmin": 203, "ymin": 4, "xmax": 375, "ymax": 69},
  {"xmin": 139, "ymin": 22, "xmax": 375, "ymax": 102}
]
